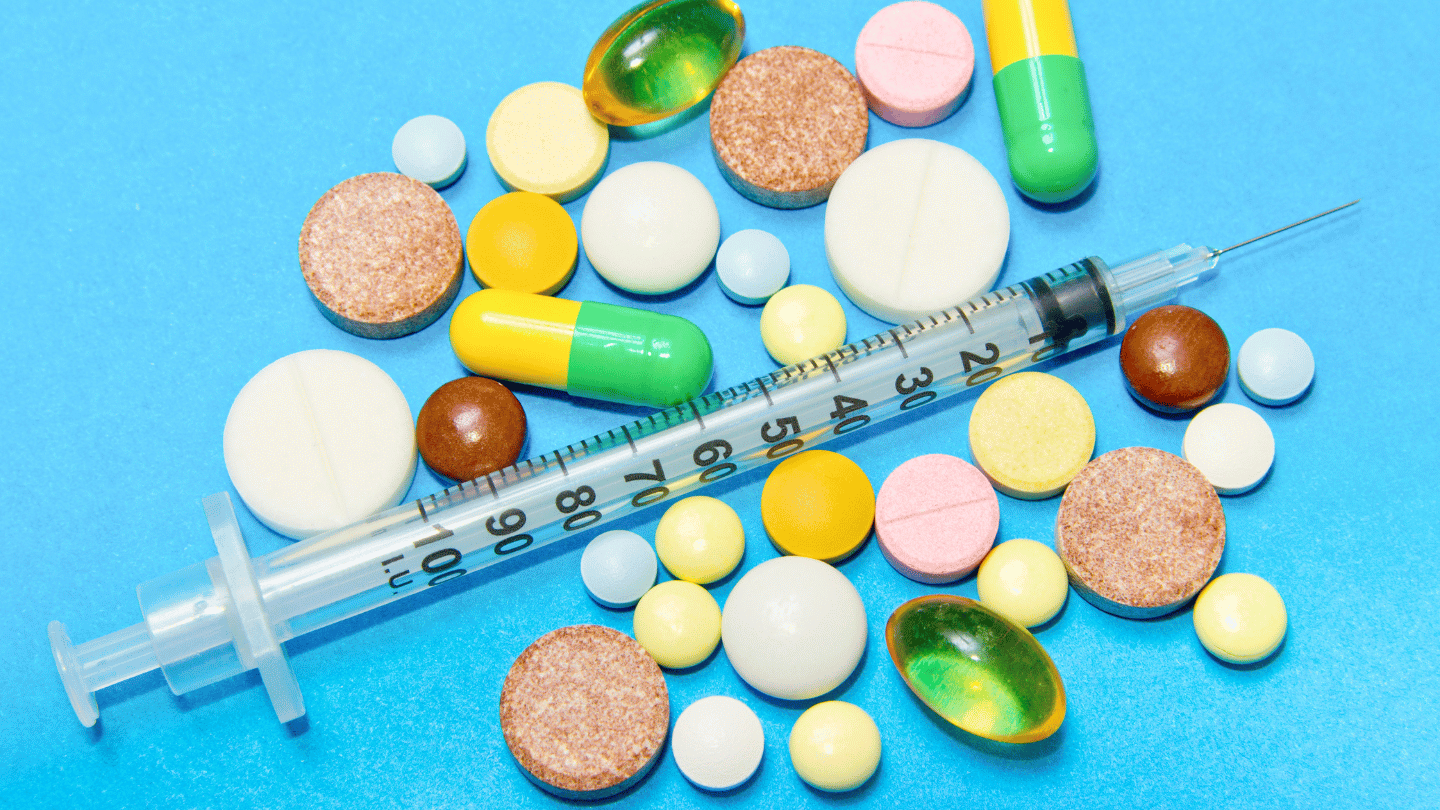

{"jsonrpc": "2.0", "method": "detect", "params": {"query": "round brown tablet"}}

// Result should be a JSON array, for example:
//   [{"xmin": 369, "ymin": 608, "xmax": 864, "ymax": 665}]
[
  {"xmin": 709, "ymin": 46, "xmax": 869, "ymax": 209},
  {"xmin": 299, "ymin": 172, "xmax": 464, "ymax": 338},
  {"xmin": 415, "ymin": 377, "xmax": 527, "ymax": 481},
  {"xmin": 1119, "ymin": 305, "xmax": 1230, "ymax": 413},
  {"xmin": 500, "ymin": 625, "xmax": 669, "ymax": 799},
  {"xmin": 1055, "ymin": 447, "xmax": 1225, "ymax": 618}
]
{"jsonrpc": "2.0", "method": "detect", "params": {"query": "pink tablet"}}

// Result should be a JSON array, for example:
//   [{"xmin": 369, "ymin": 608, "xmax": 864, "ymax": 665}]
[
  {"xmin": 855, "ymin": 1, "xmax": 975, "ymax": 127},
  {"xmin": 875, "ymin": 454, "xmax": 999, "ymax": 583}
]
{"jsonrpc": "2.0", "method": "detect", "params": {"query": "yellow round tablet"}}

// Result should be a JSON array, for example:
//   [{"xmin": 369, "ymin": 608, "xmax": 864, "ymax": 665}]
[
  {"xmin": 788, "ymin": 701, "xmax": 881, "ymax": 792},
  {"xmin": 632, "ymin": 579, "xmax": 722, "ymax": 669},
  {"xmin": 761, "ymin": 450, "xmax": 874, "ymax": 562},
  {"xmin": 976, "ymin": 539, "xmax": 1069, "ymax": 627},
  {"xmin": 466, "ymin": 192, "xmax": 578, "ymax": 294},
  {"xmin": 655, "ymin": 496, "xmax": 745, "ymax": 584},
  {"xmin": 1193, "ymin": 573, "xmax": 1287, "ymax": 663},
  {"xmin": 968, "ymin": 371, "xmax": 1095, "ymax": 499},
  {"xmin": 486, "ymin": 81, "xmax": 609, "ymax": 203},
  {"xmin": 760, "ymin": 284, "xmax": 847, "ymax": 366}
]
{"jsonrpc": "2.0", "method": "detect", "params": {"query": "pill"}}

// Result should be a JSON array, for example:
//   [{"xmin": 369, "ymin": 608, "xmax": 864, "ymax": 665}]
[
  {"xmin": 759, "ymin": 284, "xmax": 847, "ymax": 366},
  {"xmin": 633, "ymin": 580, "xmax": 722, "ymax": 669},
  {"xmin": 710, "ymin": 46, "xmax": 869, "ymax": 209},
  {"xmin": 982, "ymin": 0, "xmax": 1098, "ymax": 203},
  {"xmin": 499, "ymin": 625, "xmax": 668, "ymax": 799},
  {"xmin": 886, "ymin": 594, "xmax": 1065, "ymax": 742},
  {"xmin": 1056, "ymin": 447, "xmax": 1225, "ymax": 618},
  {"xmin": 581, "ymin": 530, "xmax": 658, "ymax": 608},
  {"xmin": 672, "ymin": 696, "xmax": 765, "ymax": 791},
  {"xmin": 975, "ymin": 539, "xmax": 1069, "ymax": 627},
  {"xmin": 465, "ymin": 191, "xmax": 577, "ymax": 295},
  {"xmin": 1182, "ymin": 402, "xmax": 1275, "ymax": 494},
  {"xmin": 1192, "ymin": 573, "xmax": 1287, "ymax": 664},
  {"xmin": 1238, "ymin": 327, "xmax": 1315, "ymax": 405},
  {"xmin": 1119, "ymin": 305, "xmax": 1230, "ymax": 413},
  {"xmin": 855, "ymin": 1, "xmax": 975, "ymax": 127},
  {"xmin": 761, "ymin": 450, "xmax": 874, "ymax": 562},
  {"xmin": 580, "ymin": 161, "xmax": 720, "ymax": 295},
  {"xmin": 582, "ymin": 0, "xmax": 745, "ymax": 127},
  {"xmin": 391, "ymin": 114, "xmax": 467, "ymax": 189},
  {"xmin": 788, "ymin": 702, "xmax": 882, "ymax": 792},
  {"xmin": 721, "ymin": 556, "xmax": 867, "ymax": 701},
  {"xmin": 415, "ymin": 376, "xmax": 527, "ymax": 481},
  {"xmin": 486, "ymin": 81, "xmax": 609, "ymax": 203},
  {"xmin": 875, "ymin": 454, "xmax": 998, "ymax": 583},
  {"xmin": 968, "ymin": 371, "xmax": 1094, "ymax": 499},
  {"xmin": 223, "ymin": 350, "xmax": 416, "ymax": 540},
  {"xmin": 716, "ymin": 229, "xmax": 789, "ymax": 305},
  {"xmin": 298, "ymin": 172, "xmax": 464, "ymax": 339},
  {"xmin": 824, "ymin": 139, "xmax": 1009, "ymax": 323},
  {"xmin": 655, "ymin": 496, "xmax": 745, "ymax": 584},
  {"xmin": 449, "ymin": 289, "xmax": 713, "ymax": 408}
]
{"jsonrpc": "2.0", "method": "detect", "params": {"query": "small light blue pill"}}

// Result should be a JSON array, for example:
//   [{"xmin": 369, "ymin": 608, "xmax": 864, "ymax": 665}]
[
  {"xmin": 581, "ymin": 530, "xmax": 658, "ymax": 608},
  {"xmin": 392, "ymin": 114, "xmax": 468, "ymax": 189},
  {"xmin": 716, "ymin": 229, "xmax": 789, "ymax": 305},
  {"xmin": 1237, "ymin": 328, "xmax": 1314, "ymax": 406}
]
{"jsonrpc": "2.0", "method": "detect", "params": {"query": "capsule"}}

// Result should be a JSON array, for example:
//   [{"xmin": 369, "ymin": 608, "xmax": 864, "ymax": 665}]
[
  {"xmin": 449, "ymin": 289, "xmax": 713, "ymax": 408},
  {"xmin": 982, "ymin": 0, "xmax": 1098, "ymax": 203}
]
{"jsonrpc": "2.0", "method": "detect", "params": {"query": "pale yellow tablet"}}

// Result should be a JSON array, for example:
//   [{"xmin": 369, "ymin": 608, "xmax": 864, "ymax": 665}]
[
  {"xmin": 968, "ymin": 371, "xmax": 1094, "ymax": 499},
  {"xmin": 486, "ymin": 81, "xmax": 609, "ymax": 202}
]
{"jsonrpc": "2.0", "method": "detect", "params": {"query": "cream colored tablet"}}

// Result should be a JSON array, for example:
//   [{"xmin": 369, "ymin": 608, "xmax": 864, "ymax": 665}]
[
  {"xmin": 1183, "ymin": 402, "xmax": 1276, "ymax": 494},
  {"xmin": 486, "ymin": 81, "xmax": 609, "ymax": 202},
  {"xmin": 759, "ymin": 284, "xmax": 846, "ymax": 366},
  {"xmin": 580, "ymin": 161, "xmax": 720, "ymax": 295}
]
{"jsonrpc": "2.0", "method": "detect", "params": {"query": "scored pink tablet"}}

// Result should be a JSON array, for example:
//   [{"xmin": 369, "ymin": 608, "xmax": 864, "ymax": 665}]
[
  {"xmin": 854, "ymin": 1, "xmax": 976, "ymax": 128},
  {"xmin": 875, "ymin": 454, "xmax": 999, "ymax": 583}
]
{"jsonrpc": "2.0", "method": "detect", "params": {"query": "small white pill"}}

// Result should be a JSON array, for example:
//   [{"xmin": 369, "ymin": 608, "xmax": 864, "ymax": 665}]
[
  {"xmin": 223, "ymin": 350, "xmax": 417, "ymax": 539},
  {"xmin": 672, "ymin": 696, "xmax": 765, "ymax": 791},
  {"xmin": 580, "ymin": 530, "xmax": 658, "ymax": 608},
  {"xmin": 580, "ymin": 162, "xmax": 721, "ymax": 295},
  {"xmin": 392, "ymin": 115, "xmax": 468, "ymax": 189},
  {"xmin": 1182, "ymin": 402, "xmax": 1276, "ymax": 495},
  {"xmin": 1238, "ymin": 328, "xmax": 1314, "ymax": 406},
  {"xmin": 716, "ymin": 229, "xmax": 789, "ymax": 305}
]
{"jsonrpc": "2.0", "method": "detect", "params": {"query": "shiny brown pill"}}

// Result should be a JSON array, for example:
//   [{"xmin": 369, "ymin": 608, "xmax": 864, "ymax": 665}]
[
  {"xmin": 415, "ymin": 377, "xmax": 526, "ymax": 481},
  {"xmin": 1119, "ymin": 305, "xmax": 1229, "ymax": 412}
]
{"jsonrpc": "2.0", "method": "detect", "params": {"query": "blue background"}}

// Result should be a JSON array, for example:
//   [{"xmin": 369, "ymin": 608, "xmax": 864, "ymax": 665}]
[{"xmin": 3, "ymin": 0, "xmax": 1437, "ymax": 807}]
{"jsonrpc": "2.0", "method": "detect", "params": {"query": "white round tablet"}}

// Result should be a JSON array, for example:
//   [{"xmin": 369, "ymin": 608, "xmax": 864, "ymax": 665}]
[
  {"xmin": 716, "ymin": 229, "xmax": 790, "ymax": 305},
  {"xmin": 720, "ymin": 556, "xmax": 867, "ymax": 700},
  {"xmin": 223, "ymin": 350, "xmax": 416, "ymax": 539},
  {"xmin": 1182, "ymin": 402, "xmax": 1276, "ymax": 494},
  {"xmin": 825, "ymin": 138, "xmax": 1009, "ymax": 323},
  {"xmin": 392, "ymin": 114, "xmax": 468, "ymax": 189},
  {"xmin": 672, "ymin": 696, "xmax": 765, "ymax": 791},
  {"xmin": 1238, "ymin": 328, "xmax": 1314, "ymax": 406},
  {"xmin": 580, "ymin": 530, "xmax": 658, "ymax": 608},
  {"xmin": 580, "ymin": 162, "xmax": 721, "ymax": 295}
]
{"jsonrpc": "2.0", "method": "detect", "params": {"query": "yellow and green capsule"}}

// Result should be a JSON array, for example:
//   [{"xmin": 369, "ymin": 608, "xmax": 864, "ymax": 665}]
[{"xmin": 983, "ymin": 0, "xmax": 1098, "ymax": 203}]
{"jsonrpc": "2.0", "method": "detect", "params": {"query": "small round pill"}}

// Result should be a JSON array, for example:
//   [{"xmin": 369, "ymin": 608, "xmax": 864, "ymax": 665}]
[
  {"xmin": 633, "ymin": 580, "xmax": 722, "ymax": 669},
  {"xmin": 655, "ymin": 496, "xmax": 745, "ymax": 584},
  {"xmin": 968, "ymin": 371, "xmax": 1095, "ymax": 499},
  {"xmin": 1182, "ymin": 402, "xmax": 1275, "ymax": 494},
  {"xmin": 1238, "ymin": 328, "xmax": 1315, "ymax": 405},
  {"xmin": 486, "ymin": 81, "xmax": 609, "ymax": 203},
  {"xmin": 1193, "ymin": 573, "xmax": 1287, "ymax": 663},
  {"xmin": 976, "ymin": 539, "xmax": 1069, "ymax": 627},
  {"xmin": 721, "ymin": 556, "xmax": 867, "ymax": 701},
  {"xmin": 415, "ymin": 376, "xmax": 527, "ymax": 482},
  {"xmin": 788, "ymin": 701, "xmax": 881, "ymax": 792},
  {"xmin": 580, "ymin": 161, "xmax": 721, "ymax": 295},
  {"xmin": 762, "ymin": 450, "xmax": 874, "ymax": 562},
  {"xmin": 1119, "ymin": 305, "xmax": 1230, "ymax": 413},
  {"xmin": 760, "ymin": 285, "xmax": 847, "ymax": 366},
  {"xmin": 875, "ymin": 454, "xmax": 998, "ymax": 583},
  {"xmin": 672, "ymin": 696, "xmax": 765, "ymax": 792},
  {"xmin": 581, "ymin": 530, "xmax": 658, "ymax": 609},
  {"xmin": 716, "ymin": 229, "xmax": 790, "ymax": 305},
  {"xmin": 392, "ymin": 114, "xmax": 467, "ymax": 188},
  {"xmin": 854, "ymin": 1, "xmax": 975, "ymax": 127},
  {"xmin": 465, "ymin": 191, "xmax": 578, "ymax": 295}
]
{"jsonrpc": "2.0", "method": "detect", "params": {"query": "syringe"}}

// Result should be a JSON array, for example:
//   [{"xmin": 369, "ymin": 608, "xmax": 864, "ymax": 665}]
[{"xmin": 49, "ymin": 201, "xmax": 1357, "ymax": 728}]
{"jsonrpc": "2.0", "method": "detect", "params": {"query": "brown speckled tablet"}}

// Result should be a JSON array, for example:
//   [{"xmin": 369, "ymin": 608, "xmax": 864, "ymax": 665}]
[
  {"xmin": 1055, "ymin": 447, "xmax": 1225, "ymax": 618},
  {"xmin": 710, "ymin": 46, "xmax": 869, "ymax": 209},
  {"xmin": 500, "ymin": 625, "xmax": 668, "ymax": 799},
  {"xmin": 299, "ymin": 172, "xmax": 463, "ymax": 338}
]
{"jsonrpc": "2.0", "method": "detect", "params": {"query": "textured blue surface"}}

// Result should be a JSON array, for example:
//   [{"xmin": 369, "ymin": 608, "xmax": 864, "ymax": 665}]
[{"xmin": 3, "ymin": 1, "xmax": 1437, "ymax": 807}]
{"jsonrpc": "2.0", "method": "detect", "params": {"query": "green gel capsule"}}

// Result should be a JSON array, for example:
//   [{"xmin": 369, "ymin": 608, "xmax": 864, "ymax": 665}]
[
  {"xmin": 886, "ymin": 594, "xmax": 1065, "ymax": 743},
  {"xmin": 582, "ymin": 0, "xmax": 745, "ymax": 127}
]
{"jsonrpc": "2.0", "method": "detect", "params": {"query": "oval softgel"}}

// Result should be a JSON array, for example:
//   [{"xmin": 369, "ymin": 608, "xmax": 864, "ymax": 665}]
[
  {"xmin": 982, "ymin": 0, "xmax": 1098, "ymax": 203},
  {"xmin": 450, "ymin": 289, "xmax": 713, "ymax": 408}
]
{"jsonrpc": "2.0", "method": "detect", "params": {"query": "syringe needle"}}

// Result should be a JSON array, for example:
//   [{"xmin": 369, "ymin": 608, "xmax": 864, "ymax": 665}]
[{"xmin": 1211, "ymin": 199, "xmax": 1359, "ymax": 258}]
